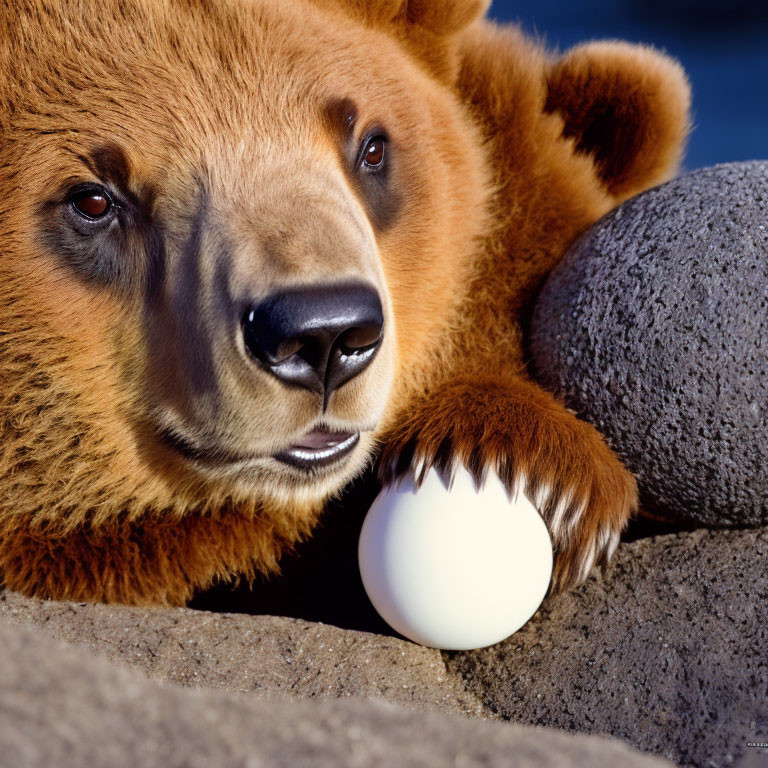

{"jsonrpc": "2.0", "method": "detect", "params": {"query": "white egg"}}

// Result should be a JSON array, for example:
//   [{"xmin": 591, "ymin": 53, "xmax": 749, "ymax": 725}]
[{"xmin": 358, "ymin": 465, "xmax": 553, "ymax": 650}]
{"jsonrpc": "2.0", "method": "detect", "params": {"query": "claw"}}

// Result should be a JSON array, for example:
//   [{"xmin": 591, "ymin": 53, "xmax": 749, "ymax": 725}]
[
  {"xmin": 375, "ymin": 398, "xmax": 634, "ymax": 597},
  {"xmin": 466, "ymin": 443, "xmax": 489, "ymax": 491},
  {"xmin": 432, "ymin": 436, "xmax": 455, "ymax": 486}
]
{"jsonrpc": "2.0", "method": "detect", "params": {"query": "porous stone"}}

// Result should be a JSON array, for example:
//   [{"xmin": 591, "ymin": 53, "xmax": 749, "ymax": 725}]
[
  {"xmin": 530, "ymin": 161, "xmax": 768, "ymax": 526},
  {"xmin": 445, "ymin": 527, "xmax": 768, "ymax": 768},
  {"xmin": 0, "ymin": 589, "xmax": 485, "ymax": 718},
  {"xmin": 0, "ymin": 621, "xmax": 672, "ymax": 768},
  {"xmin": 2, "ymin": 525, "xmax": 767, "ymax": 767}
]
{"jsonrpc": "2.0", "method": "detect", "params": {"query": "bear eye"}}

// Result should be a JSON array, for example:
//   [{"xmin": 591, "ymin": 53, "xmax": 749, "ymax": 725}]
[
  {"xmin": 71, "ymin": 188, "xmax": 113, "ymax": 220},
  {"xmin": 361, "ymin": 136, "xmax": 386, "ymax": 170}
]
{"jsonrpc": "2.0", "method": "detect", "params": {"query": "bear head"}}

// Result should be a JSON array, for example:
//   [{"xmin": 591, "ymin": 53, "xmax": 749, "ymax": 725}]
[{"xmin": 0, "ymin": 0, "xmax": 493, "ymax": 537}]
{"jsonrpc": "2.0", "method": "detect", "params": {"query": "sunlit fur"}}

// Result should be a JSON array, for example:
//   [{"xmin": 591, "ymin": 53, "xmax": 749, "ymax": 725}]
[
  {"xmin": 0, "ymin": 0, "xmax": 689, "ymax": 604},
  {"xmin": 378, "ymin": 24, "xmax": 690, "ymax": 592}
]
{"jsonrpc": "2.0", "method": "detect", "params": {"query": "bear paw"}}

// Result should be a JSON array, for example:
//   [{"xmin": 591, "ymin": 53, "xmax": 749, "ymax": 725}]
[{"xmin": 377, "ymin": 376, "xmax": 638, "ymax": 594}]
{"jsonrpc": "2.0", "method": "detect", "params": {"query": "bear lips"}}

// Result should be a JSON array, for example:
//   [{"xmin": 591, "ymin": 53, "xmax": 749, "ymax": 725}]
[{"xmin": 273, "ymin": 429, "xmax": 360, "ymax": 469}]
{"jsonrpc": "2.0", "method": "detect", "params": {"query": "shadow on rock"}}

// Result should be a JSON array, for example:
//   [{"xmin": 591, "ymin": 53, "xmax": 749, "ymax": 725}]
[{"xmin": 190, "ymin": 469, "xmax": 395, "ymax": 636}]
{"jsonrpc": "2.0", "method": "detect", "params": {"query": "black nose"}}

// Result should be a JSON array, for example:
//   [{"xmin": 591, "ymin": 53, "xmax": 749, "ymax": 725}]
[{"xmin": 242, "ymin": 282, "xmax": 384, "ymax": 407}]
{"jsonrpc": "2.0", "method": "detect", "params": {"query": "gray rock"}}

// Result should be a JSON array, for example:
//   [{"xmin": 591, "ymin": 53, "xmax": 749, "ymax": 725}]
[
  {"xmin": 446, "ymin": 527, "xmax": 768, "ymax": 768},
  {"xmin": 0, "ymin": 621, "xmax": 672, "ymax": 768},
  {"xmin": 2, "ymin": 525, "xmax": 767, "ymax": 767},
  {"xmin": 0, "ymin": 589, "xmax": 485, "ymax": 718},
  {"xmin": 530, "ymin": 161, "xmax": 768, "ymax": 526}
]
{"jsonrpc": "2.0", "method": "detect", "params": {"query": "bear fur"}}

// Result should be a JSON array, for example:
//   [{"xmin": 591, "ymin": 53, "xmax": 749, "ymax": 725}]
[{"xmin": 0, "ymin": 0, "xmax": 689, "ymax": 604}]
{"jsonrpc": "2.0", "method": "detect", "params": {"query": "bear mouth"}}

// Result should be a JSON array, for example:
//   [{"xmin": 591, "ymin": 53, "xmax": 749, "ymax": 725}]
[
  {"xmin": 272, "ymin": 428, "xmax": 360, "ymax": 469},
  {"xmin": 156, "ymin": 420, "xmax": 362, "ymax": 474}
]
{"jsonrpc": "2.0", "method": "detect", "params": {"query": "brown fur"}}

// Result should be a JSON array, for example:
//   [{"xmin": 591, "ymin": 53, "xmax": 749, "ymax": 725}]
[
  {"xmin": 0, "ymin": 0, "xmax": 689, "ymax": 604},
  {"xmin": 378, "ymin": 23, "xmax": 690, "ymax": 590}
]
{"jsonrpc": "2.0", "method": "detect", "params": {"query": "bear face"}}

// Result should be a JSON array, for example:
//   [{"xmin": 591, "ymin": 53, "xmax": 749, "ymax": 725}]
[
  {"xmin": 0, "ymin": 0, "xmax": 489, "ymax": 534},
  {"xmin": 0, "ymin": 0, "xmax": 690, "ymax": 604}
]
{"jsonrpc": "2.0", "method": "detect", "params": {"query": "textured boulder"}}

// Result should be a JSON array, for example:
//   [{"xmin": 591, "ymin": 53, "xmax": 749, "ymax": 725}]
[
  {"xmin": 446, "ymin": 527, "xmax": 768, "ymax": 768},
  {"xmin": 530, "ymin": 162, "xmax": 768, "ymax": 526},
  {"xmin": 0, "ymin": 589, "xmax": 484, "ymax": 718},
  {"xmin": 0, "ymin": 621, "xmax": 672, "ymax": 768},
  {"xmin": 2, "ymin": 525, "xmax": 767, "ymax": 767}
]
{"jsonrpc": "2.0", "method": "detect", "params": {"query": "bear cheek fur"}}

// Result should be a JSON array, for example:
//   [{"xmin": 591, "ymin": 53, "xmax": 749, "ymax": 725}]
[
  {"xmin": 0, "ymin": 153, "xmax": 142, "ymax": 527},
  {"xmin": 368, "ymin": 85, "xmax": 492, "ymax": 428}
]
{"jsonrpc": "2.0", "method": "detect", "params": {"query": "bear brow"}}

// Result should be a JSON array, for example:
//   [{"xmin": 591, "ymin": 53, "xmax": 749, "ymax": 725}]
[
  {"xmin": 82, "ymin": 143, "xmax": 132, "ymax": 189},
  {"xmin": 323, "ymin": 97, "xmax": 358, "ymax": 142}
]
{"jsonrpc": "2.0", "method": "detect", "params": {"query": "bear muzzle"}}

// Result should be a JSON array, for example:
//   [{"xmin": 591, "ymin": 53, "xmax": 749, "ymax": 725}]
[{"xmin": 241, "ymin": 281, "xmax": 384, "ymax": 413}]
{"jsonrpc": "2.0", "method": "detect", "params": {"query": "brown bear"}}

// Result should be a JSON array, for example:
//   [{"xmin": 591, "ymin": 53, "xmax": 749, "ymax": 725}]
[{"xmin": 0, "ymin": 0, "xmax": 689, "ymax": 605}]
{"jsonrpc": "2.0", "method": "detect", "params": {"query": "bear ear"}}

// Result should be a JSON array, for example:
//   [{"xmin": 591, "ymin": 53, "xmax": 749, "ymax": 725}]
[
  {"xmin": 312, "ymin": 0, "xmax": 490, "ymax": 79},
  {"xmin": 546, "ymin": 42, "xmax": 691, "ymax": 201}
]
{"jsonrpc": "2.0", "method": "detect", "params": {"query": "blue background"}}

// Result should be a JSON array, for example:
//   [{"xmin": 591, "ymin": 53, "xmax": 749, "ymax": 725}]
[{"xmin": 487, "ymin": 0, "xmax": 768, "ymax": 171}]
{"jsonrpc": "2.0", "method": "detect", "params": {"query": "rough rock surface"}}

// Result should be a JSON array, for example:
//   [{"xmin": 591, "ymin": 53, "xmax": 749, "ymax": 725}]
[
  {"xmin": 2, "ymin": 526, "xmax": 767, "ymax": 768},
  {"xmin": 445, "ymin": 527, "xmax": 768, "ymax": 768},
  {"xmin": 0, "ymin": 621, "xmax": 673, "ymax": 768},
  {"xmin": 530, "ymin": 161, "xmax": 768, "ymax": 526},
  {"xmin": 0, "ymin": 589, "xmax": 483, "ymax": 718}
]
